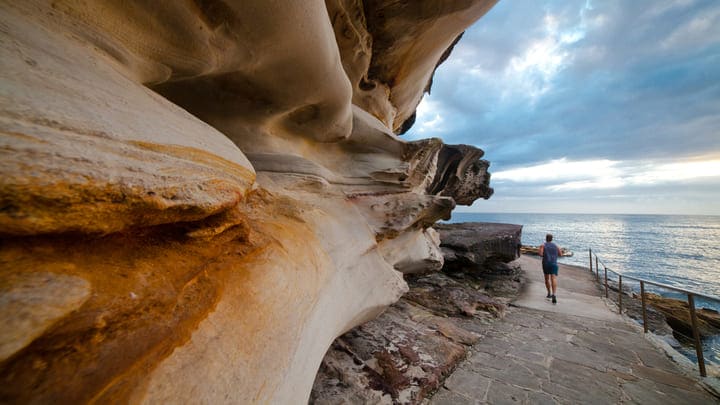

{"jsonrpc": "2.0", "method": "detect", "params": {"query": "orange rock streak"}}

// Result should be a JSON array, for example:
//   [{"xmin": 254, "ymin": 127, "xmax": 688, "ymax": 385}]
[{"xmin": 0, "ymin": 190, "xmax": 327, "ymax": 404}]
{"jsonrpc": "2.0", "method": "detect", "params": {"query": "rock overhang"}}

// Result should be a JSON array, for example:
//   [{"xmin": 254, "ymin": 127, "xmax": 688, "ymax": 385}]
[{"xmin": 0, "ymin": 1, "xmax": 500, "ymax": 403}]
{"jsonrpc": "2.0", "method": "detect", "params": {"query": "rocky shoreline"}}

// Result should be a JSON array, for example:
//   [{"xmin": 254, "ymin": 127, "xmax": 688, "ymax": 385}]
[{"xmin": 601, "ymin": 278, "xmax": 720, "ymax": 356}]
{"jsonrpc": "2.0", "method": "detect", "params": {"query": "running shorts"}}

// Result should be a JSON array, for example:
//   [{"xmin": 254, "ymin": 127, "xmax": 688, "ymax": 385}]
[{"xmin": 543, "ymin": 263, "xmax": 559, "ymax": 275}]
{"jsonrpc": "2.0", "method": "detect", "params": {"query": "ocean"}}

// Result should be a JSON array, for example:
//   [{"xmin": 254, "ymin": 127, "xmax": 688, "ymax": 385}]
[{"xmin": 446, "ymin": 212, "xmax": 720, "ymax": 365}]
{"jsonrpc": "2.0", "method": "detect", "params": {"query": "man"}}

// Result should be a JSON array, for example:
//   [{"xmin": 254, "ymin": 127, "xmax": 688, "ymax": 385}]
[{"xmin": 538, "ymin": 234, "xmax": 561, "ymax": 304}]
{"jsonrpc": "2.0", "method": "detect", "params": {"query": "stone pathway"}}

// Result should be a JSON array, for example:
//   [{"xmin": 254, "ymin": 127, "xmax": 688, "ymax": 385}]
[{"xmin": 430, "ymin": 256, "xmax": 719, "ymax": 404}]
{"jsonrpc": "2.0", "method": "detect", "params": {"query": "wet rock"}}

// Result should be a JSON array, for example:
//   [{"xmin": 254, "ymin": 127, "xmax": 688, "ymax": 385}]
[
  {"xmin": 603, "ymin": 281, "xmax": 719, "ymax": 342},
  {"xmin": 608, "ymin": 291, "xmax": 675, "ymax": 337},
  {"xmin": 644, "ymin": 293, "xmax": 720, "ymax": 339}
]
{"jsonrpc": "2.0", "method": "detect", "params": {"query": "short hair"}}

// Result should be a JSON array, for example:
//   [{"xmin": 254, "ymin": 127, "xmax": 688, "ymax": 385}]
[{"xmin": 546, "ymin": 234, "xmax": 553, "ymax": 242}]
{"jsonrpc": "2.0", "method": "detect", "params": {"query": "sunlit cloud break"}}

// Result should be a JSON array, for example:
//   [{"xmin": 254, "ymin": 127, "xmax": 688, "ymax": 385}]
[
  {"xmin": 503, "ymin": 2, "xmax": 598, "ymax": 102},
  {"xmin": 492, "ymin": 158, "xmax": 619, "ymax": 182},
  {"xmin": 413, "ymin": 98, "xmax": 444, "ymax": 134},
  {"xmin": 492, "ymin": 158, "xmax": 720, "ymax": 191},
  {"xmin": 630, "ymin": 160, "xmax": 720, "ymax": 184}
]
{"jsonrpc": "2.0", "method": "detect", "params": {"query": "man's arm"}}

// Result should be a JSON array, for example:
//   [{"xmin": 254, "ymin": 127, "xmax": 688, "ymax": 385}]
[{"xmin": 538, "ymin": 244, "xmax": 544, "ymax": 256}]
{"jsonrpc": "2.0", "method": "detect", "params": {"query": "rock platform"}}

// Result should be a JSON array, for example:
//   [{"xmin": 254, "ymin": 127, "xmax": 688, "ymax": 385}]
[{"xmin": 430, "ymin": 255, "xmax": 720, "ymax": 404}]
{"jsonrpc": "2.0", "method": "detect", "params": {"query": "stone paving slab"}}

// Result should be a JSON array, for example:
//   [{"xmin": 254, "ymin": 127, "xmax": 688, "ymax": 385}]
[{"xmin": 429, "ymin": 256, "xmax": 719, "ymax": 404}]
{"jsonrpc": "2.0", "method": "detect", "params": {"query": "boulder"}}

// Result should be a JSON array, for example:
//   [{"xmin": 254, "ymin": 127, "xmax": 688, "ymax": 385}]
[{"xmin": 435, "ymin": 222, "xmax": 523, "ymax": 272}]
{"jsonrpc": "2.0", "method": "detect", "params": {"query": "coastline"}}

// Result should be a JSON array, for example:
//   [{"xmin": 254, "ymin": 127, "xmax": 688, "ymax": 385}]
[
  {"xmin": 311, "ymin": 246, "xmax": 720, "ymax": 403},
  {"xmin": 429, "ymin": 254, "xmax": 719, "ymax": 403},
  {"xmin": 448, "ymin": 213, "xmax": 720, "ymax": 304}
]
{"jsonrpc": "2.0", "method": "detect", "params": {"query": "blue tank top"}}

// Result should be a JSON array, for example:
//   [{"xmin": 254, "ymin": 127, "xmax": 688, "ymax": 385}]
[{"xmin": 542, "ymin": 242, "xmax": 559, "ymax": 265}]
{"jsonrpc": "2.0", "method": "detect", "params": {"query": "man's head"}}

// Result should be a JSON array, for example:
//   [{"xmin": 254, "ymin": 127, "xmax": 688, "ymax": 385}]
[{"xmin": 546, "ymin": 234, "xmax": 553, "ymax": 242}]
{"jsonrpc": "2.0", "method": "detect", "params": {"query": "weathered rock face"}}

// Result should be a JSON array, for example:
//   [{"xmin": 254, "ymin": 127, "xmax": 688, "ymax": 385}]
[
  {"xmin": 0, "ymin": 1, "xmax": 497, "ymax": 403},
  {"xmin": 310, "ymin": 223, "xmax": 525, "ymax": 403},
  {"xmin": 430, "ymin": 145, "xmax": 494, "ymax": 205},
  {"xmin": 436, "ymin": 222, "xmax": 523, "ymax": 272}
]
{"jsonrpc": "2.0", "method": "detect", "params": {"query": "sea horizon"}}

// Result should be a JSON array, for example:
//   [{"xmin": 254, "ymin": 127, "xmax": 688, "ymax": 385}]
[
  {"xmin": 446, "ymin": 212, "xmax": 720, "ymax": 294},
  {"xmin": 453, "ymin": 211, "xmax": 720, "ymax": 218},
  {"xmin": 446, "ymin": 212, "xmax": 720, "ymax": 302}
]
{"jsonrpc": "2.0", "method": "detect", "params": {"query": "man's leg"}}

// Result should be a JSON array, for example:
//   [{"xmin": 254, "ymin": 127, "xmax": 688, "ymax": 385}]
[
  {"xmin": 551, "ymin": 274, "xmax": 558, "ymax": 295},
  {"xmin": 544, "ymin": 274, "xmax": 552, "ymax": 296}
]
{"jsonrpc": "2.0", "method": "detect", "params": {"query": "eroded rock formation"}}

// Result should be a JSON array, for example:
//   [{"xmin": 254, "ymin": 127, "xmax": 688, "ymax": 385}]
[
  {"xmin": 310, "ymin": 223, "xmax": 524, "ymax": 404},
  {"xmin": 0, "ymin": 1, "xmax": 497, "ymax": 403}
]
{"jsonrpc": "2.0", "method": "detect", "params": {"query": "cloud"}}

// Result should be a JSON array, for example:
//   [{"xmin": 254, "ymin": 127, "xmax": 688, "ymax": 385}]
[
  {"xmin": 491, "ymin": 158, "xmax": 619, "ymax": 183},
  {"xmin": 660, "ymin": 5, "xmax": 720, "ymax": 49},
  {"xmin": 413, "ymin": 98, "xmax": 445, "ymax": 134},
  {"xmin": 405, "ymin": 0, "xmax": 720, "ymax": 214},
  {"xmin": 493, "ymin": 157, "xmax": 720, "ymax": 185},
  {"xmin": 627, "ymin": 159, "xmax": 720, "ymax": 184},
  {"xmin": 410, "ymin": 0, "xmax": 720, "ymax": 159},
  {"xmin": 548, "ymin": 178, "xmax": 625, "ymax": 191}
]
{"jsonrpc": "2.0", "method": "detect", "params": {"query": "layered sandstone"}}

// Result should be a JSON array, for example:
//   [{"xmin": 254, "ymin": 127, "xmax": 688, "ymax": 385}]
[{"xmin": 0, "ymin": 1, "xmax": 497, "ymax": 403}]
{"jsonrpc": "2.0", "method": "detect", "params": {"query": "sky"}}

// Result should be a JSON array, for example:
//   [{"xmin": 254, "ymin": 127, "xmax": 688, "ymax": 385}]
[{"xmin": 405, "ymin": 0, "xmax": 720, "ymax": 215}]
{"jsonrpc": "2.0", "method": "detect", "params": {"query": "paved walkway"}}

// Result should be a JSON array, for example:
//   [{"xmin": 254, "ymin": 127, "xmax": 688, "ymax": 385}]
[{"xmin": 430, "ymin": 256, "xmax": 719, "ymax": 404}]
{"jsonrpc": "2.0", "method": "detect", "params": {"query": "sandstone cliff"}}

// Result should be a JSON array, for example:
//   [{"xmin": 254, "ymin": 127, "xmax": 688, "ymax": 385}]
[{"xmin": 0, "ymin": 1, "xmax": 497, "ymax": 403}]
